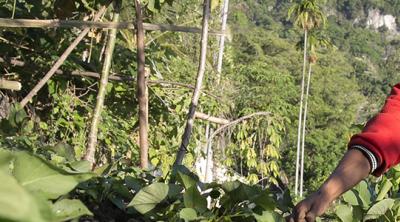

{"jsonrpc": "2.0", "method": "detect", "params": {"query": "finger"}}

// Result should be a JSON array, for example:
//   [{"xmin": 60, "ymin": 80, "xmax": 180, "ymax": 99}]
[
  {"xmin": 294, "ymin": 205, "xmax": 307, "ymax": 221},
  {"xmin": 305, "ymin": 211, "xmax": 316, "ymax": 222}
]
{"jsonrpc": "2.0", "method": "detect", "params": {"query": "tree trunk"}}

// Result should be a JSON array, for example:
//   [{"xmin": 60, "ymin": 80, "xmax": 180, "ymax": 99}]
[
  {"xmin": 84, "ymin": 5, "xmax": 120, "ymax": 166},
  {"xmin": 134, "ymin": 0, "xmax": 149, "ymax": 169},
  {"xmin": 216, "ymin": 0, "xmax": 229, "ymax": 84},
  {"xmin": 295, "ymin": 29, "xmax": 308, "ymax": 196},
  {"xmin": 174, "ymin": 0, "xmax": 211, "ymax": 166},
  {"xmin": 20, "ymin": 5, "xmax": 109, "ymax": 108},
  {"xmin": 299, "ymin": 62, "xmax": 313, "ymax": 197}
]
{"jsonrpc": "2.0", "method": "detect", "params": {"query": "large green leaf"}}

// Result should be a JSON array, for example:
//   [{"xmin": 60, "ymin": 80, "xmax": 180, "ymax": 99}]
[
  {"xmin": 0, "ymin": 149, "xmax": 13, "ymax": 172},
  {"xmin": 335, "ymin": 204, "xmax": 353, "ymax": 222},
  {"xmin": 13, "ymin": 152, "xmax": 93, "ymax": 199},
  {"xmin": 0, "ymin": 171, "xmax": 48, "ymax": 222},
  {"xmin": 254, "ymin": 211, "xmax": 284, "ymax": 222},
  {"xmin": 178, "ymin": 171, "xmax": 197, "ymax": 189},
  {"xmin": 364, "ymin": 198, "xmax": 395, "ymax": 221},
  {"xmin": 179, "ymin": 208, "xmax": 198, "ymax": 222},
  {"xmin": 183, "ymin": 185, "xmax": 207, "ymax": 213},
  {"xmin": 342, "ymin": 190, "xmax": 360, "ymax": 206},
  {"xmin": 52, "ymin": 199, "xmax": 93, "ymax": 221},
  {"xmin": 128, "ymin": 182, "xmax": 169, "ymax": 214},
  {"xmin": 354, "ymin": 180, "xmax": 371, "ymax": 207}
]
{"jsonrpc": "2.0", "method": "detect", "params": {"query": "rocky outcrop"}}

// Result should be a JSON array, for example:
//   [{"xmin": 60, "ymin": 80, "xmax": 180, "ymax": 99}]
[{"xmin": 366, "ymin": 9, "xmax": 398, "ymax": 33}]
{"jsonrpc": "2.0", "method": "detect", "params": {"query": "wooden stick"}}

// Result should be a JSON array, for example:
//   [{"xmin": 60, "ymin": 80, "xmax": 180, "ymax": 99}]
[
  {"xmin": 194, "ymin": 111, "xmax": 229, "ymax": 125},
  {"xmin": 0, "ymin": 79, "xmax": 21, "ymax": 91},
  {"xmin": 134, "ymin": 0, "xmax": 149, "ymax": 170},
  {"xmin": 0, "ymin": 18, "xmax": 226, "ymax": 36}
]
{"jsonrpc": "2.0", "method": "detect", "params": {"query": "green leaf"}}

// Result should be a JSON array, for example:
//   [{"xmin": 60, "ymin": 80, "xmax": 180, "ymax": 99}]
[
  {"xmin": 254, "ymin": 211, "xmax": 284, "ymax": 222},
  {"xmin": 0, "ymin": 171, "xmax": 48, "ymax": 222},
  {"xmin": 354, "ymin": 180, "xmax": 371, "ymax": 207},
  {"xmin": 128, "ymin": 182, "xmax": 169, "ymax": 214},
  {"xmin": 13, "ymin": 152, "xmax": 93, "ymax": 199},
  {"xmin": 335, "ymin": 204, "xmax": 353, "ymax": 222},
  {"xmin": 44, "ymin": 143, "xmax": 76, "ymax": 161},
  {"xmin": 364, "ymin": 198, "xmax": 395, "ymax": 221},
  {"xmin": 376, "ymin": 179, "xmax": 392, "ymax": 201},
  {"xmin": 68, "ymin": 160, "xmax": 92, "ymax": 173},
  {"xmin": 221, "ymin": 181, "xmax": 241, "ymax": 192},
  {"xmin": 52, "ymin": 199, "xmax": 93, "ymax": 221},
  {"xmin": 0, "ymin": 149, "xmax": 13, "ymax": 172},
  {"xmin": 178, "ymin": 171, "xmax": 197, "ymax": 189},
  {"xmin": 342, "ymin": 190, "xmax": 359, "ymax": 206},
  {"xmin": 179, "ymin": 208, "xmax": 198, "ymax": 221},
  {"xmin": 183, "ymin": 186, "xmax": 207, "ymax": 213}
]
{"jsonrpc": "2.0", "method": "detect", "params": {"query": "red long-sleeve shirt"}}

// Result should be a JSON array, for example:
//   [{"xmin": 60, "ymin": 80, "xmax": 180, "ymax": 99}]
[{"xmin": 348, "ymin": 83, "xmax": 400, "ymax": 176}]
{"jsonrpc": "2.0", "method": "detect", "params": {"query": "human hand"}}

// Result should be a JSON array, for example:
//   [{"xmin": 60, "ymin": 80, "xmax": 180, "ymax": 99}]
[{"xmin": 286, "ymin": 190, "xmax": 333, "ymax": 222}]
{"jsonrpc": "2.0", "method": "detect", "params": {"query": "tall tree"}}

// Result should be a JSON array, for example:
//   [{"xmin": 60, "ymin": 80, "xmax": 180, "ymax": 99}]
[
  {"xmin": 174, "ymin": 0, "xmax": 211, "ymax": 166},
  {"xmin": 288, "ymin": 0, "xmax": 326, "ymax": 196},
  {"xmin": 84, "ymin": 3, "xmax": 120, "ymax": 166},
  {"xmin": 134, "ymin": 0, "xmax": 149, "ymax": 169},
  {"xmin": 299, "ymin": 31, "xmax": 332, "ymax": 196}
]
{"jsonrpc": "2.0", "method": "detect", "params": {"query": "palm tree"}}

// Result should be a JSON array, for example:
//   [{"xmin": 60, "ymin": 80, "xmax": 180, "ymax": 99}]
[
  {"xmin": 288, "ymin": 0, "xmax": 326, "ymax": 196},
  {"xmin": 298, "ymin": 30, "xmax": 332, "ymax": 197}
]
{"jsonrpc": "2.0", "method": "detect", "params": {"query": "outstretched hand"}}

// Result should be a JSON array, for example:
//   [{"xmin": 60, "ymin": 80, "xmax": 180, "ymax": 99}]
[{"xmin": 286, "ymin": 190, "xmax": 333, "ymax": 222}]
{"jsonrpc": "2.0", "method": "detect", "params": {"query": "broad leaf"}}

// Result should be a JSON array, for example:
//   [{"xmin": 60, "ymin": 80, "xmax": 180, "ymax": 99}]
[
  {"xmin": 180, "ymin": 208, "xmax": 198, "ymax": 221},
  {"xmin": 335, "ymin": 204, "xmax": 353, "ymax": 222},
  {"xmin": 0, "ymin": 171, "xmax": 48, "ymax": 222},
  {"xmin": 13, "ymin": 152, "xmax": 93, "ymax": 199},
  {"xmin": 128, "ymin": 182, "xmax": 169, "ymax": 214},
  {"xmin": 254, "ymin": 211, "xmax": 284, "ymax": 222},
  {"xmin": 52, "ymin": 199, "xmax": 93, "ymax": 221},
  {"xmin": 183, "ymin": 186, "xmax": 207, "ymax": 213},
  {"xmin": 364, "ymin": 198, "xmax": 395, "ymax": 221}
]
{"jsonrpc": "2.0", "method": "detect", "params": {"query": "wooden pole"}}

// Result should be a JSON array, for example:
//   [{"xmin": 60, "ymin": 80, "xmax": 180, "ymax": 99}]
[
  {"xmin": 19, "ymin": 5, "xmax": 109, "ymax": 107},
  {"xmin": 84, "ymin": 4, "xmax": 120, "ymax": 166},
  {"xmin": 174, "ymin": 0, "xmax": 211, "ymax": 166},
  {"xmin": 0, "ymin": 18, "xmax": 226, "ymax": 36},
  {"xmin": 216, "ymin": 0, "xmax": 229, "ymax": 84},
  {"xmin": 134, "ymin": 0, "xmax": 149, "ymax": 170},
  {"xmin": 0, "ymin": 79, "xmax": 21, "ymax": 91}
]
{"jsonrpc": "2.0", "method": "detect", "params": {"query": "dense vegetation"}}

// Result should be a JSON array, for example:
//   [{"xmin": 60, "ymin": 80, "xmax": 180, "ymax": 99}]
[{"xmin": 1, "ymin": 0, "xmax": 400, "ymax": 221}]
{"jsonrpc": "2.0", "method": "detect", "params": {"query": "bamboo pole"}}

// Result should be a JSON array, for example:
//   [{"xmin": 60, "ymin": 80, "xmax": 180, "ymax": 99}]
[
  {"xmin": 0, "ymin": 79, "xmax": 21, "ymax": 91},
  {"xmin": 174, "ymin": 0, "xmax": 211, "ymax": 166},
  {"xmin": 134, "ymin": 0, "xmax": 149, "ymax": 170},
  {"xmin": 300, "ymin": 62, "xmax": 313, "ymax": 197},
  {"xmin": 84, "ymin": 4, "xmax": 120, "ymax": 166},
  {"xmin": 216, "ymin": 0, "xmax": 229, "ymax": 83},
  {"xmin": 19, "ymin": 5, "xmax": 109, "ymax": 108},
  {"xmin": 0, "ymin": 18, "xmax": 226, "ymax": 36}
]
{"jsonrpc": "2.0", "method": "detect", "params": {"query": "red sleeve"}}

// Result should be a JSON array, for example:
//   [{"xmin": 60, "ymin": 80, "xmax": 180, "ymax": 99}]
[{"xmin": 348, "ymin": 83, "xmax": 400, "ymax": 176}]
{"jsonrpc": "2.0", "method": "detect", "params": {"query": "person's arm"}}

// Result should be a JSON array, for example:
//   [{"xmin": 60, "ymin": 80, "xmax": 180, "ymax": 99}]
[{"xmin": 287, "ymin": 149, "xmax": 371, "ymax": 222}]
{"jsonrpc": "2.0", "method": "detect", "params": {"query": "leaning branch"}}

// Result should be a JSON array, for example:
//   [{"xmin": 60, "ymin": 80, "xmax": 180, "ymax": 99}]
[
  {"xmin": 208, "ymin": 112, "xmax": 272, "ymax": 144},
  {"xmin": 194, "ymin": 111, "xmax": 229, "ymax": 125},
  {"xmin": 0, "ymin": 18, "xmax": 226, "ymax": 36}
]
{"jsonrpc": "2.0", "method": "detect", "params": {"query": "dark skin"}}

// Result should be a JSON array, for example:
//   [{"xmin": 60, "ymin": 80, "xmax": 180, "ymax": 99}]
[{"xmin": 287, "ymin": 149, "xmax": 372, "ymax": 222}]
